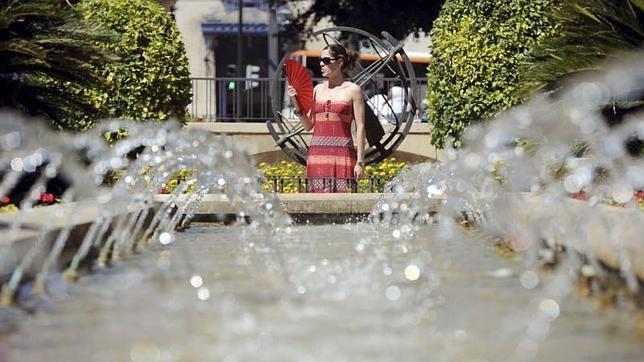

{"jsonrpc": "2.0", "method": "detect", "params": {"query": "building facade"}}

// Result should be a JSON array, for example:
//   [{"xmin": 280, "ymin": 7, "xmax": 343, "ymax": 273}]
[{"xmin": 173, "ymin": 0, "xmax": 432, "ymax": 121}]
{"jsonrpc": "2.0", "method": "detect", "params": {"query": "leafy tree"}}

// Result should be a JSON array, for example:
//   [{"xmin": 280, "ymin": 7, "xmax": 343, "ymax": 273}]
[
  {"xmin": 0, "ymin": 0, "xmax": 113, "ymax": 129},
  {"xmin": 71, "ymin": 0, "xmax": 192, "ymax": 127},
  {"xmin": 281, "ymin": 0, "xmax": 445, "ymax": 40},
  {"xmin": 426, "ymin": 0, "xmax": 558, "ymax": 148}
]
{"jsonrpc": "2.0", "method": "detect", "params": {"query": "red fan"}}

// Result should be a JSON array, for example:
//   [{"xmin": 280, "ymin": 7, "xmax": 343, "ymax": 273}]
[{"xmin": 285, "ymin": 60, "xmax": 314, "ymax": 115}]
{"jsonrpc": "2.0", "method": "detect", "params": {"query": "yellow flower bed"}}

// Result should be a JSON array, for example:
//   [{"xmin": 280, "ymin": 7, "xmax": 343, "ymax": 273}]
[
  {"xmin": 258, "ymin": 158, "xmax": 408, "ymax": 193},
  {"xmin": 258, "ymin": 160, "xmax": 306, "ymax": 193}
]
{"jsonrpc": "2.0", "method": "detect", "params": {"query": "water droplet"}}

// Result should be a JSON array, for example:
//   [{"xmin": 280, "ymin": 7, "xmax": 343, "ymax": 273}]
[
  {"xmin": 539, "ymin": 299, "xmax": 560, "ymax": 321},
  {"xmin": 327, "ymin": 275, "xmax": 337, "ymax": 284},
  {"xmin": 297, "ymin": 286, "xmax": 306, "ymax": 294},
  {"xmin": 426, "ymin": 184, "xmax": 444, "ymax": 196},
  {"xmin": 392, "ymin": 229, "xmax": 401, "ymax": 239},
  {"xmin": 612, "ymin": 185, "xmax": 633, "ymax": 203},
  {"xmin": 109, "ymin": 157, "xmax": 124, "ymax": 169},
  {"xmin": 383, "ymin": 266, "xmax": 393, "ymax": 276},
  {"xmin": 520, "ymin": 270, "xmax": 539, "ymax": 289},
  {"xmin": 190, "ymin": 275, "xmax": 203, "ymax": 288},
  {"xmin": 10, "ymin": 158, "xmax": 23, "ymax": 172},
  {"xmin": 464, "ymin": 153, "xmax": 481, "ymax": 169},
  {"xmin": 563, "ymin": 175, "xmax": 583, "ymax": 193},
  {"xmin": 385, "ymin": 285, "xmax": 401, "ymax": 301},
  {"xmin": 197, "ymin": 287, "xmax": 210, "ymax": 301},
  {"xmin": 159, "ymin": 232, "xmax": 175, "ymax": 245},
  {"xmin": 580, "ymin": 264, "xmax": 596, "ymax": 277},
  {"xmin": 404, "ymin": 265, "xmax": 421, "ymax": 281},
  {"xmin": 489, "ymin": 268, "xmax": 513, "ymax": 278},
  {"xmin": 1, "ymin": 131, "xmax": 20, "ymax": 150}
]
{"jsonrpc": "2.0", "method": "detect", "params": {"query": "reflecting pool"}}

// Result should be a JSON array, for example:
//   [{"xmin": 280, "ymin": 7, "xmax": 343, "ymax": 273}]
[{"xmin": 6, "ymin": 223, "xmax": 642, "ymax": 361}]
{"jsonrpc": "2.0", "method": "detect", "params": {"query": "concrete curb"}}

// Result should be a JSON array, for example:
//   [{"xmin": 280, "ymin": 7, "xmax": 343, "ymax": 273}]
[
  {"xmin": 155, "ymin": 192, "xmax": 445, "ymax": 215},
  {"xmin": 508, "ymin": 193, "xmax": 644, "ymax": 281},
  {"xmin": 0, "ymin": 200, "xmax": 159, "ymax": 281}
]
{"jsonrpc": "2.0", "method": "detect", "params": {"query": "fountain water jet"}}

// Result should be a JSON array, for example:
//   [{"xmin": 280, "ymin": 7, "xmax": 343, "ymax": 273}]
[{"xmin": 0, "ymin": 114, "xmax": 290, "ymax": 305}]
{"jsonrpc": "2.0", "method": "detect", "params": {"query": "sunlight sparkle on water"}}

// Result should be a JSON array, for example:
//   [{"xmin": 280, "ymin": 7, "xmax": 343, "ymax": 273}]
[
  {"xmin": 539, "ymin": 299, "xmax": 560, "ymax": 321},
  {"xmin": 10, "ymin": 158, "xmax": 22, "ymax": 172},
  {"xmin": 190, "ymin": 275, "xmax": 203, "ymax": 288},
  {"xmin": 197, "ymin": 287, "xmax": 210, "ymax": 301},
  {"xmin": 385, "ymin": 285, "xmax": 401, "ymax": 301},
  {"xmin": 159, "ymin": 232, "xmax": 175, "ymax": 245},
  {"xmin": 520, "ymin": 271, "xmax": 539, "ymax": 289},
  {"xmin": 404, "ymin": 265, "xmax": 421, "ymax": 281}
]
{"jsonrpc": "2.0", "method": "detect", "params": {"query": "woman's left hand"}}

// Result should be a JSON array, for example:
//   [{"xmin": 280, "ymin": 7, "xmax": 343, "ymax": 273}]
[{"xmin": 354, "ymin": 164, "xmax": 364, "ymax": 179}]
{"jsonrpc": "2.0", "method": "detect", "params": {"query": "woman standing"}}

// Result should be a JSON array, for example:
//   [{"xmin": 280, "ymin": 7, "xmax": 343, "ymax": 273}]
[{"xmin": 287, "ymin": 44, "xmax": 366, "ymax": 192}]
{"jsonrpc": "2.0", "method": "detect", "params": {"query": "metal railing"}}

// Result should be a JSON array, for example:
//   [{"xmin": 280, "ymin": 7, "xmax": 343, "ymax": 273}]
[
  {"xmin": 262, "ymin": 175, "xmax": 395, "ymax": 193},
  {"xmin": 189, "ymin": 77, "xmax": 428, "ymax": 122}
]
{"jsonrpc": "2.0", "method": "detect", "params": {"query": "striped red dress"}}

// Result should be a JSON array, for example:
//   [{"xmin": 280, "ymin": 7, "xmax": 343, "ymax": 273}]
[{"xmin": 306, "ymin": 99, "xmax": 356, "ymax": 192}]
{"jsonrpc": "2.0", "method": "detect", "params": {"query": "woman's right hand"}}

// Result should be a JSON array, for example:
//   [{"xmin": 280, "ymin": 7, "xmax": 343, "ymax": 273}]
[
  {"xmin": 287, "ymin": 85, "xmax": 297, "ymax": 99},
  {"xmin": 287, "ymin": 85, "xmax": 303, "ymax": 117}
]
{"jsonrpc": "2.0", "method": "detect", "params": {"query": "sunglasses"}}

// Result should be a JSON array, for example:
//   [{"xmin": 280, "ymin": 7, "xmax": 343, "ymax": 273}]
[{"xmin": 320, "ymin": 57, "xmax": 339, "ymax": 65}]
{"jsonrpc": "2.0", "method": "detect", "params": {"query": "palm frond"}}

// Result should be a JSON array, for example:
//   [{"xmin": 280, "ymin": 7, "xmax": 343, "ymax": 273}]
[
  {"xmin": 0, "ymin": 0, "xmax": 116, "ymax": 130},
  {"xmin": 518, "ymin": 0, "xmax": 644, "ymax": 97}
]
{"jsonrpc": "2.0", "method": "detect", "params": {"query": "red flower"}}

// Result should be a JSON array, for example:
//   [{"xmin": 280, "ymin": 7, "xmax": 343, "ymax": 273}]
[
  {"xmin": 634, "ymin": 190, "xmax": 644, "ymax": 202},
  {"xmin": 159, "ymin": 187, "xmax": 169, "ymax": 194},
  {"xmin": 1, "ymin": 196, "xmax": 9, "ymax": 204},
  {"xmin": 569, "ymin": 191, "xmax": 586, "ymax": 201},
  {"xmin": 39, "ymin": 193, "xmax": 55, "ymax": 204}
]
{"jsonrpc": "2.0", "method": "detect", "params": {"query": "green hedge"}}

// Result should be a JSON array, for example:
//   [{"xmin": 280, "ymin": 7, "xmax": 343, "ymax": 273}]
[
  {"xmin": 71, "ymin": 0, "xmax": 191, "ymax": 129},
  {"xmin": 427, "ymin": 0, "xmax": 558, "ymax": 148}
]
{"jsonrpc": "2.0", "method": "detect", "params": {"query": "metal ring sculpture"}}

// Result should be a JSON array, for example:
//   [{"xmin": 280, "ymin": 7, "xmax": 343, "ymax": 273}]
[{"xmin": 267, "ymin": 26, "xmax": 417, "ymax": 165}]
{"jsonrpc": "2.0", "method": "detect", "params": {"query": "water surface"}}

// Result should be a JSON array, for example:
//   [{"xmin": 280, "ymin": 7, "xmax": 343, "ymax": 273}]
[{"xmin": 6, "ymin": 223, "xmax": 643, "ymax": 361}]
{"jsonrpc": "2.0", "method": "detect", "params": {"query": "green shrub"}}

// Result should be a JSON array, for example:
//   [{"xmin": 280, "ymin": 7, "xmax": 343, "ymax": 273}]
[
  {"xmin": 427, "ymin": 0, "xmax": 558, "ymax": 148},
  {"xmin": 72, "ymin": 0, "xmax": 191, "ymax": 128}
]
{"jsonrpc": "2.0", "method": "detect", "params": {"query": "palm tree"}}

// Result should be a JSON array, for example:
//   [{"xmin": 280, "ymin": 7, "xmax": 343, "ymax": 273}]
[
  {"xmin": 518, "ymin": 0, "xmax": 644, "ymax": 97},
  {"xmin": 519, "ymin": 0, "xmax": 644, "ymax": 156},
  {"xmin": 0, "ymin": 0, "xmax": 114, "ymax": 130}
]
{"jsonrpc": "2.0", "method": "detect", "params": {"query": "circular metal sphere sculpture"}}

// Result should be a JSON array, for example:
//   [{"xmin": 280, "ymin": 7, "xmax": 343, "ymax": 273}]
[{"xmin": 267, "ymin": 26, "xmax": 418, "ymax": 166}]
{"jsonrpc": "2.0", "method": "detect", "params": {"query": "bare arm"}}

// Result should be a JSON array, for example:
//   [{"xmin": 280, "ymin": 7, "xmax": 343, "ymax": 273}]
[
  {"xmin": 352, "ymin": 84, "xmax": 366, "ymax": 178},
  {"xmin": 287, "ymin": 85, "xmax": 316, "ymax": 131}
]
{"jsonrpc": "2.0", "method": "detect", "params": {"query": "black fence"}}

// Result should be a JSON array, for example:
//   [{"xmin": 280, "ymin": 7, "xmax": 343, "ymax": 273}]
[
  {"xmin": 262, "ymin": 175, "xmax": 395, "ymax": 193},
  {"xmin": 189, "ymin": 77, "xmax": 428, "ymax": 122}
]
